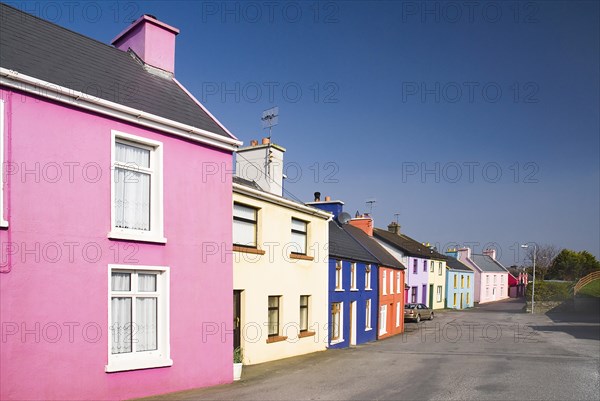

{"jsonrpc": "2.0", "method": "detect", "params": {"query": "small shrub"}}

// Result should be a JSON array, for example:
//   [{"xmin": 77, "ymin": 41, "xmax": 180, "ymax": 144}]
[
  {"xmin": 525, "ymin": 281, "xmax": 573, "ymax": 301},
  {"xmin": 233, "ymin": 346, "xmax": 243, "ymax": 364}
]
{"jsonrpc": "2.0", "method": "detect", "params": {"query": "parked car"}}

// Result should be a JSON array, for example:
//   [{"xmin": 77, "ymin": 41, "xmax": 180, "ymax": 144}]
[{"xmin": 404, "ymin": 303, "xmax": 434, "ymax": 322}]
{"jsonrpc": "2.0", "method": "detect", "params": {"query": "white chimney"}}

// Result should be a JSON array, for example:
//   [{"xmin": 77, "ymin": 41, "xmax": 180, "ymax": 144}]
[
  {"xmin": 236, "ymin": 138, "xmax": 286, "ymax": 196},
  {"xmin": 112, "ymin": 14, "xmax": 179, "ymax": 74},
  {"xmin": 457, "ymin": 247, "xmax": 472, "ymax": 261},
  {"xmin": 483, "ymin": 249, "xmax": 497, "ymax": 260}
]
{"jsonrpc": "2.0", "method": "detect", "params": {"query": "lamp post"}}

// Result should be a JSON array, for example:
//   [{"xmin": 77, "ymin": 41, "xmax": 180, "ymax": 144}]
[{"xmin": 521, "ymin": 244, "xmax": 537, "ymax": 314}]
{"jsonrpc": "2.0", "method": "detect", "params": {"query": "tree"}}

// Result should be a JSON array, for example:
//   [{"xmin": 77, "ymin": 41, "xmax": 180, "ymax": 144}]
[
  {"xmin": 522, "ymin": 244, "xmax": 559, "ymax": 280},
  {"xmin": 547, "ymin": 249, "xmax": 600, "ymax": 281}
]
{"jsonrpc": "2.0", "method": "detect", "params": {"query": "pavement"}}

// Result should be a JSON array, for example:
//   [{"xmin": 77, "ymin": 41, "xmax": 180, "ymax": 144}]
[{"xmin": 135, "ymin": 298, "xmax": 600, "ymax": 401}]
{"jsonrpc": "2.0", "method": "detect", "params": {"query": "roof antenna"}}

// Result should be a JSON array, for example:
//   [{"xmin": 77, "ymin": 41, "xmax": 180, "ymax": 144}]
[
  {"xmin": 365, "ymin": 198, "xmax": 376, "ymax": 215},
  {"xmin": 394, "ymin": 213, "xmax": 401, "ymax": 225},
  {"xmin": 260, "ymin": 106, "xmax": 279, "ymax": 177}
]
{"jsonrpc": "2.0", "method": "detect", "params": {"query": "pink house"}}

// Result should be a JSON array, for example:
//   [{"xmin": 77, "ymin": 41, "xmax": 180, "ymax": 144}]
[
  {"xmin": 1, "ymin": 4, "xmax": 241, "ymax": 400},
  {"xmin": 456, "ymin": 248, "xmax": 510, "ymax": 304}
]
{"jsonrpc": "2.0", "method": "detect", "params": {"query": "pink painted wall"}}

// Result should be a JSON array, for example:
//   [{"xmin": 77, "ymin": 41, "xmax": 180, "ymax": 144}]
[{"xmin": 0, "ymin": 88, "xmax": 234, "ymax": 400}]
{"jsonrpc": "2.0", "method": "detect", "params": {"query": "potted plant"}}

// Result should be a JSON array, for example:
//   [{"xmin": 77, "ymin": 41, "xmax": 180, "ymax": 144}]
[{"xmin": 233, "ymin": 346, "xmax": 243, "ymax": 381}]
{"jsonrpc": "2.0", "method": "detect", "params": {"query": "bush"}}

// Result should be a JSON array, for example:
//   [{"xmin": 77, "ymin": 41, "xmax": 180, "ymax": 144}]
[{"xmin": 525, "ymin": 281, "xmax": 573, "ymax": 301}]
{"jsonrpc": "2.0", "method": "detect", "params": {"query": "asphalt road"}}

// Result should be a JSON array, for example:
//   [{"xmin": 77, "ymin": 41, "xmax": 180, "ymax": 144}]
[{"xmin": 137, "ymin": 299, "xmax": 600, "ymax": 401}]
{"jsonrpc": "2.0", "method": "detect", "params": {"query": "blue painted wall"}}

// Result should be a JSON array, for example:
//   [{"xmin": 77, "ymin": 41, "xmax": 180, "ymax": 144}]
[
  {"xmin": 445, "ymin": 269, "xmax": 475, "ymax": 309},
  {"xmin": 328, "ymin": 258, "xmax": 378, "ymax": 348}
]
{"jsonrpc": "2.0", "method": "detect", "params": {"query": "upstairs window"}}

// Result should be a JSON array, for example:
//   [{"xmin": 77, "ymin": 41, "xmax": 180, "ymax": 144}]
[
  {"xmin": 299, "ymin": 295, "xmax": 309, "ymax": 332},
  {"xmin": 335, "ymin": 261, "xmax": 343, "ymax": 290},
  {"xmin": 438, "ymin": 262, "xmax": 442, "ymax": 276},
  {"xmin": 365, "ymin": 265, "xmax": 372, "ymax": 290},
  {"xmin": 413, "ymin": 259, "xmax": 417, "ymax": 274},
  {"xmin": 350, "ymin": 263, "xmax": 357, "ymax": 290},
  {"xmin": 291, "ymin": 218, "xmax": 308, "ymax": 255},
  {"xmin": 430, "ymin": 261, "xmax": 434, "ymax": 272},
  {"xmin": 268, "ymin": 296, "xmax": 281, "ymax": 337},
  {"xmin": 233, "ymin": 203, "xmax": 258, "ymax": 247},
  {"xmin": 111, "ymin": 132, "xmax": 163, "ymax": 242}
]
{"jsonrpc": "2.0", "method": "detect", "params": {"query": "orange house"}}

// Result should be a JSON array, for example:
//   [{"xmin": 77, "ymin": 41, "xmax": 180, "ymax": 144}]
[{"xmin": 345, "ymin": 216, "xmax": 405, "ymax": 339}]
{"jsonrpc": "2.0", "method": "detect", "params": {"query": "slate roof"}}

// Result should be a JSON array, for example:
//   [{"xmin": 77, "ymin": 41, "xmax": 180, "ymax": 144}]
[
  {"xmin": 328, "ymin": 221, "xmax": 379, "ymax": 265},
  {"xmin": 471, "ymin": 254, "xmax": 508, "ymax": 273},
  {"xmin": 446, "ymin": 257, "xmax": 473, "ymax": 272},
  {"xmin": 373, "ymin": 228, "xmax": 447, "ymax": 260},
  {"xmin": 232, "ymin": 176, "xmax": 263, "ymax": 191},
  {"xmin": 344, "ymin": 225, "xmax": 405, "ymax": 270},
  {"xmin": 0, "ymin": 3, "xmax": 232, "ymax": 138}
]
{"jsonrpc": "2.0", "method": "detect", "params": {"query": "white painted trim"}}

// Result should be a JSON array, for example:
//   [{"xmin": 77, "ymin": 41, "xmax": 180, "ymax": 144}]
[
  {"xmin": 0, "ymin": 68, "xmax": 242, "ymax": 152},
  {"xmin": 173, "ymin": 78, "xmax": 239, "ymax": 141},
  {"xmin": 106, "ymin": 264, "xmax": 172, "ymax": 373},
  {"xmin": 0, "ymin": 100, "xmax": 6, "ymax": 227},
  {"xmin": 110, "ymin": 131, "xmax": 165, "ymax": 242},
  {"xmin": 233, "ymin": 183, "xmax": 331, "ymax": 220}
]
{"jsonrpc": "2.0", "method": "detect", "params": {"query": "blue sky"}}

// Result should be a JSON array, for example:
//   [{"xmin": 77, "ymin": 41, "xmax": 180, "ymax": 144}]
[{"xmin": 11, "ymin": 1, "xmax": 599, "ymax": 265}]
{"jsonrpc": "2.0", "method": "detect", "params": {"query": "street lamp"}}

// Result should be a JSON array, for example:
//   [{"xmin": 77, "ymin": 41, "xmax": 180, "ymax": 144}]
[{"xmin": 521, "ymin": 243, "xmax": 537, "ymax": 314}]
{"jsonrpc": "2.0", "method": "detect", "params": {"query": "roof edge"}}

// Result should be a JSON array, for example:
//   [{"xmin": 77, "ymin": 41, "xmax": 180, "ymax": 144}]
[{"xmin": 1, "ymin": 68, "xmax": 242, "ymax": 151}]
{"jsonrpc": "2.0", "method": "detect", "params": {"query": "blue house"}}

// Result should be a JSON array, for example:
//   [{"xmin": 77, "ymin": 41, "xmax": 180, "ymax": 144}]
[
  {"xmin": 445, "ymin": 249, "xmax": 475, "ymax": 309},
  {"xmin": 307, "ymin": 198, "xmax": 380, "ymax": 348}
]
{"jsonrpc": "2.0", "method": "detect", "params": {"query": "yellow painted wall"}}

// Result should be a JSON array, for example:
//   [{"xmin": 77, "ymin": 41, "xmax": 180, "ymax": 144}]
[
  {"xmin": 428, "ymin": 259, "xmax": 447, "ymax": 310},
  {"xmin": 233, "ymin": 190, "xmax": 330, "ymax": 365}
]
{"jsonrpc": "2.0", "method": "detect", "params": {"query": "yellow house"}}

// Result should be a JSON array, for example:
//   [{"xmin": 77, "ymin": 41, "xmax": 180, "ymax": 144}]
[
  {"xmin": 427, "ymin": 255, "xmax": 447, "ymax": 310},
  {"xmin": 232, "ymin": 139, "xmax": 331, "ymax": 365}
]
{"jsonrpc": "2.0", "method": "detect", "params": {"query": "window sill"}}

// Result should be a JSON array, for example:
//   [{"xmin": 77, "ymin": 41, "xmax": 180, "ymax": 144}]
[
  {"xmin": 350, "ymin": 289, "xmax": 359, "ymax": 292},
  {"xmin": 0, "ymin": 220, "xmax": 8, "ymax": 229},
  {"xmin": 105, "ymin": 357, "xmax": 173, "ymax": 373},
  {"xmin": 289, "ymin": 253, "xmax": 314, "ymax": 261},
  {"xmin": 330, "ymin": 338, "xmax": 344, "ymax": 345},
  {"xmin": 266, "ymin": 335, "xmax": 288, "ymax": 344},
  {"xmin": 334, "ymin": 289, "xmax": 345, "ymax": 292},
  {"xmin": 365, "ymin": 288, "xmax": 372, "ymax": 291},
  {"xmin": 233, "ymin": 245, "xmax": 266, "ymax": 255},
  {"xmin": 365, "ymin": 327, "xmax": 373, "ymax": 331},
  {"xmin": 298, "ymin": 331, "xmax": 315, "ymax": 339},
  {"xmin": 108, "ymin": 231, "xmax": 167, "ymax": 244}
]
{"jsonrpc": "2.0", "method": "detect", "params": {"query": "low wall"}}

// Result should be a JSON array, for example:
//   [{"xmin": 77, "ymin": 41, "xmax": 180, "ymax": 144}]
[{"xmin": 525, "ymin": 300, "xmax": 571, "ymax": 313}]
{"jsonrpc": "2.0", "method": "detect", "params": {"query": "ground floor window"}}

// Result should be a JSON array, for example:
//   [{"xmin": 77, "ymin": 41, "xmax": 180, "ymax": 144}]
[
  {"xmin": 395, "ymin": 302, "xmax": 401, "ymax": 327},
  {"xmin": 436, "ymin": 286, "xmax": 442, "ymax": 302},
  {"xmin": 365, "ymin": 299, "xmax": 372, "ymax": 330},
  {"xmin": 467, "ymin": 293, "xmax": 470, "ymax": 304},
  {"xmin": 300, "ymin": 295, "xmax": 309, "ymax": 332},
  {"xmin": 268, "ymin": 296, "xmax": 281, "ymax": 337},
  {"xmin": 107, "ymin": 265, "xmax": 171, "ymax": 372},
  {"xmin": 411, "ymin": 286, "xmax": 417, "ymax": 303},
  {"xmin": 453, "ymin": 293, "xmax": 457, "ymax": 307},
  {"xmin": 379, "ymin": 305, "xmax": 387, "ymax": 335},
  {"xmin": 331, "ymin": 302, "xmax": 342, "ymax": 342}
]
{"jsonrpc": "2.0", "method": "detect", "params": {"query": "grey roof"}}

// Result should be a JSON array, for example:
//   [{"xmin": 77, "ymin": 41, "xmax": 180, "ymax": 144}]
[
  {"xmin": 471, "ymin": 254, "xmax": 508, "ymax": 272},
  {"xmin": 344, "ymin": 225, "xmax": 405, "ymax": 270},
  {"xmin": 232, "ymin": 176, "xmax": 262, "ymax": 191},
  {"xmin": 373, "ymin": 228, "xmax": 448, "ymax": 260},
  {"xmin": 329, "ymin": 221, "xmax": 379, "ymax": 264},
  {"xmin": 0, "ymin": 3, "xmax": 232, "ymax": 138},
  {"xmin": 446, "ymin": 257, "xmax": 473, "ymax": 272}
]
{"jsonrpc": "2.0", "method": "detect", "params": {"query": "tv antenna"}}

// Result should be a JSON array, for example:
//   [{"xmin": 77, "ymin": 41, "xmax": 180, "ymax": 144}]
[
  {"xmin": 365, "ymin": 198, "xmax": 376, "ymax": 215},
  {"xmin": 394, "ymin": 213, "xmax": 401, "ymax": 224},
  {"xmin": 261, "ymin": 106, "xmax": 279, "ymax": 140}
]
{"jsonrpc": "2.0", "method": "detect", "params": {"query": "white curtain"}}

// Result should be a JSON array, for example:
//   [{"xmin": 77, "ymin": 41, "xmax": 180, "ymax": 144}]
[
  {"xmin": 290, "ymin": 219, "xmax": 307, "ymax": 254},
  {"xmin": 114, "ymin": 143, "xmax": 151, "ymax": 231},
  {"xmin": 379, "ymin": 305, "xmax": 387, "ymax": 335},
  {"xmin": 111, "ymin": 272, "xmax": 131, "ymax": 354},
  {"xmin": 268, "ymin": 297, "xmax": 279, "ymax": 336},
  {"xmin": 137, "ymin": 274, "xmax": 157, "ymax": 352}
]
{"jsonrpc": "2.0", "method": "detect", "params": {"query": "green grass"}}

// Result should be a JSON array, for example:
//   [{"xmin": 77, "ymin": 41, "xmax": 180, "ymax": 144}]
[{"xmin": 577, "ymin": 279, "xmax": 600, "ymax": 298}]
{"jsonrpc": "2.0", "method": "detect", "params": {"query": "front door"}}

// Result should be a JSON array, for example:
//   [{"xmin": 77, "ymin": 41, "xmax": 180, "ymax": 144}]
[
  {"xmin": 233, "ymin": 290, "xmax": 242, "ymax": 350},
  {"xmin": 350, "ymin": 301, "xmax": 357, "ymax": 346},
  {"xmin": 429, "ymin": 284, "xmax": 434, "ymax": 308}
]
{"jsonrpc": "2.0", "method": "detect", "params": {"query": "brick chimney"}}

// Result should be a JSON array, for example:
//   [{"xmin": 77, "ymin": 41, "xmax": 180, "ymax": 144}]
[
  {"xmin": 387, "ymin": 221, "xmax": 401, "ymax": 235},
  {"xmin": 483, "ymin": 249, "xmax": 497, "ymax": 260},
  {"xmin": 112, "ymin": 14, "xmax": 180, "ymax": 74},
  {"xmin": 349, "ymin": 215, "xmax": 373, "ymax": 236}
]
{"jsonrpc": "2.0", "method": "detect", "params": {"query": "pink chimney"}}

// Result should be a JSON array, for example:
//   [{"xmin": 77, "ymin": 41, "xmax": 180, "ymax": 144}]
[
  {"xmin": 112, "ymin": 14, "xmax": 180, "ymax": 74},
  {"xmin": 483, "ymin": 249, "xmax": 497, "ymax": 260},
  {"xmin": 457, "ymin": 247, "xmax": 472, "ymax": 261}
]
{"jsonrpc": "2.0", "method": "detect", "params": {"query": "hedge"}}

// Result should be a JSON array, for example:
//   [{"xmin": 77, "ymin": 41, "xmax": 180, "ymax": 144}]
[{"xmin": 525, "ymin": 281, "xmax": 573, "ymax": 301}]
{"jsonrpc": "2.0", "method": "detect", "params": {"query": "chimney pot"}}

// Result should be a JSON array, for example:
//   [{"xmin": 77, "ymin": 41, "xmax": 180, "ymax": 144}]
[
  {"xmin": 250, "ymin": 140, "xmax": 258, "ymax": 146},
  {"xmin": 314, "ymin": 192, "xmax": 321, "ymax": 202},
  {"xmin": 387, "ymin": 222, "xmax": 400, "ymax": 235},
  {"xmin": 324, "ymin": 195, "xmax": 331, "ymax": 201},
  {"xmin": 262, "ymin": 137, "xmax": 270, "ymax": 145}
]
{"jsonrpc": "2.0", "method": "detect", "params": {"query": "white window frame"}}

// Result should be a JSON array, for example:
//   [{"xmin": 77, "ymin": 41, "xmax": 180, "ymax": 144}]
[
  {"xmin": 379, "ymin": 305, "xmax": 387, "ymax": 335},
  {"xmin": 350, "ymin": 263, "xmax": 357, "ymax": 290},
  {"xmin": 365, "ymin": 299, "xmax": 372, "ymax": 330},
  {"xmin": 438, "ymin": 262, "xmax": 442, "ymax": 276},
  {"xmin": 330, "ymin": 302, "xmax": 343, "ymax": 344},
  {"xmin": 0, "ymin": 100, "xmax": 7, "ymax": 227},
  {"xmin": 335, "ymin": 260, "xmax": 343, "ymax": 291},
  {"xmin": 365, "ymin": 264, "xmax": 372, "ymax": 290},
  {"xmin": 382, "ymin": 270, "xmax": 387, "ymax": 295},
  {"xmin": 109, "ymin": 131, "xmax": 165, "ymax": 243},
  {"xmin": 389, "ymin": 270, "xmax": 394, "ymax": 294},
  {"xmin": 395, "ymin": 302, "xmax": 401, "ymax": 327},
  {"xmin": 290, "ymin": 218, "xmax": 308, "ymax": 255},
  {"xmin": 436, "ymin": 285, "xmax": 442, "ymax": 302},
  {"xmin": 396, "ymin": 271, "xmax": 401, "ymax": 294},
  {"xmin": 106, "ymin": 264, "xmax": 171, "ymax": 372}
]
